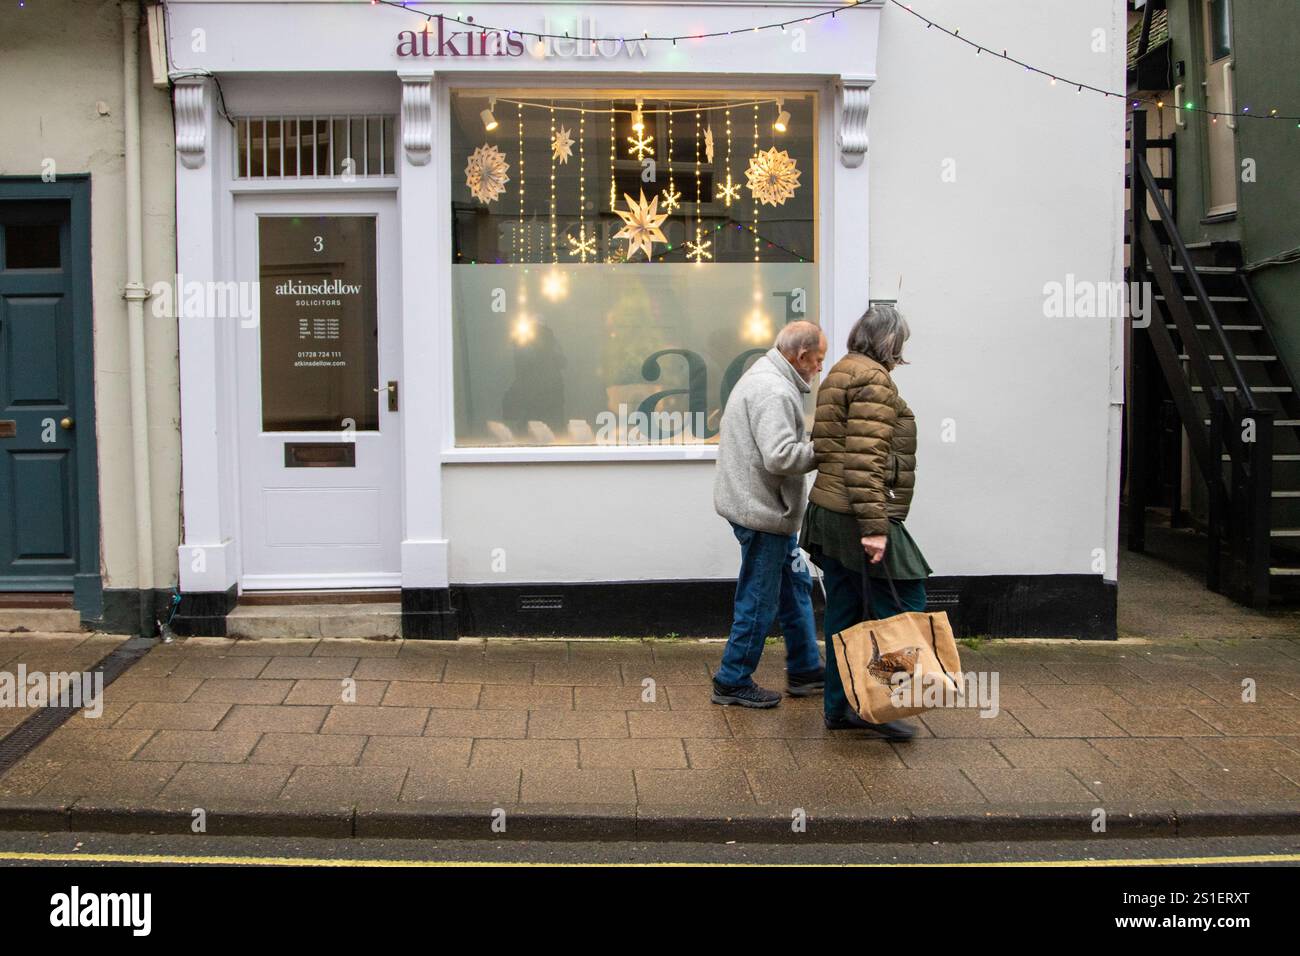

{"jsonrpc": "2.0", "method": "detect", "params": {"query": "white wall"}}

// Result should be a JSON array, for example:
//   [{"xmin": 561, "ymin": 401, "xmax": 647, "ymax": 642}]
[
  {"xmin": 447, "ymin": 0, "xmax": 1126, "ymax": 584},
  {"xmin": 445, "ymin": 462, "xmax": 738, "ymax": 583},
  {"xmin": 869, "ymin": 0, "xmax": 1126, "ymax": 579}
]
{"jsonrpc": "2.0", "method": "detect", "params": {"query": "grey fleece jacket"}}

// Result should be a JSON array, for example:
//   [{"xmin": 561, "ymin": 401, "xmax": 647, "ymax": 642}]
[{"xmin": 713, "ymin": 348, "xmax": 816, "ymax": 535}]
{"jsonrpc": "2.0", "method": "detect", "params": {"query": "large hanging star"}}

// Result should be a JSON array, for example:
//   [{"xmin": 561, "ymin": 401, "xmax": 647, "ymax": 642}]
[
  {"xmin": 465, "ymin": 144, "xmax": 511, "ymax": 205},
  {"xmin": 704, "ymin": 125, "xmax": 715, "ymax": 163},
  {"xmin": 746, "ymin": 147, "xmax": 801, "ymax": 207},
  {"xmin": 627, "ymin": 132, "xmax": 655, "ymax": 160},
  {"xmin": 552, "ymin": 125, "xmax": 574, "ymax": 165},
  {"xmin": 717, "ymin": 172, "xmax": 741, "ymax": 206},
  {"xmin": 661, "ymin": 188, "xmax": 682, "ymax": 212},
  {"xmin": 613, "ymin": 189, "xmax": 669, "ymax": 261},
  {"xmin": 566, "ymin": 225, "xmax": 596, "ymax": 262}
]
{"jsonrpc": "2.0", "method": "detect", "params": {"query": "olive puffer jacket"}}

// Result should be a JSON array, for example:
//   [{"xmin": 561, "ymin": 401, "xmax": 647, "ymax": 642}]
[{"xmin": 808, "ymin": 351, "xmax": 916, "ymax": 536}]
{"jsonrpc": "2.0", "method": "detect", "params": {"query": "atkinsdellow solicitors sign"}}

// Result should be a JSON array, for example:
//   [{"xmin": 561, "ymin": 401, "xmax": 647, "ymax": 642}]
[{"xmin": 396, "ymin": 14, "xmax": 650, "ymax": 59}]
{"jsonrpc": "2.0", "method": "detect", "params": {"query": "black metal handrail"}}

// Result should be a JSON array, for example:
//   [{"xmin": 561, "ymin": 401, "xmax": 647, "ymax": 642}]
[
  {"xmin": 1129, "ymin": 109, "xmax": 1275, "ymax": 608},
  {"xmin": 1134, "ymin": 153, "xmax": 1261, "ymax": 411}
]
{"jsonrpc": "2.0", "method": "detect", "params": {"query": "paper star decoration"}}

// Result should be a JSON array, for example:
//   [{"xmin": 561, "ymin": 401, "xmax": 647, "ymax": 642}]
[
  {"xmin": 552, "ymin": 125, "xmax": 574, "ymax": 165},
  {"xmin": 685, "ymin": 237, "xmax": 713, "ymax": 263},
  {"xmin": 613, "ymin": 190, "xmax": 669, "ymax": 261},
  {"xmin": 717, "ymin": 173, "xmax": 741, "ymax": 206},
  {"xmin": 661, "ymin": 188, "xmax": 682, "ymax": 212},
  {"xmin": 704, "ymin": 126, "xmax": 715, "ymax": 163},
  {"xmin": 627, "ymin": 131, "xmax": 655, "ymax": 160},
  {"xmin": 465, "ymin": 144, "xmax": 511, "ymax": 205},
  {"xmin": 566, "ymin": 225, "xmax": 597, "ymax": 262},
  {"xmin": 745, "ymin": 148, "xmax": 801, "ymax": 207}
]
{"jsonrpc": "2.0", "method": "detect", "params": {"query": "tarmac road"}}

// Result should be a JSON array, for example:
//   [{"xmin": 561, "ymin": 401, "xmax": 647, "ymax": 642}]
[{"xmin": 1, "ymin": 829, "xmax": 1298, "ymax": 866}]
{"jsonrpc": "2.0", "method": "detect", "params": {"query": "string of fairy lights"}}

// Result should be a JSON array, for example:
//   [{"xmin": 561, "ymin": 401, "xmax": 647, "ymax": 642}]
[
  {"xmin": 376, "ymin": 0, "xmax": 1300, "ymax": 124},
  {"xmin": 458, "ymin": 89, "xmax": 807, "ymax": 266}
]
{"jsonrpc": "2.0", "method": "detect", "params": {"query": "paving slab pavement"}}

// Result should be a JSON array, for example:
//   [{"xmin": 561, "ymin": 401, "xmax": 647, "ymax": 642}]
[{"xmin": 0, "ymin": 628, "xmax": 1298, "ymax": 843}]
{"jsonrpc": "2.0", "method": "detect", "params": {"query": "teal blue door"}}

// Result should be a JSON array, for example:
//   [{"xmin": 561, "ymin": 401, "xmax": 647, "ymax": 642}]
[{"xmin": 0, "ymin": 181, "xmax": 99, "ymax": 612}]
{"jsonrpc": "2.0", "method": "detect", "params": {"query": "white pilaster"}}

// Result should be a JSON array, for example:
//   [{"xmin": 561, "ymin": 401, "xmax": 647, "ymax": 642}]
[
  {"xmin": 397, "ymin": 72, "xmax": 450, "ymax": 587},
  {"xmin": 831, "ymin": 75, "xmax": 875, "ymax": 353},
  {"xmin": 174, "ymin": 75, "xmax": 238, "ymax": 592}
]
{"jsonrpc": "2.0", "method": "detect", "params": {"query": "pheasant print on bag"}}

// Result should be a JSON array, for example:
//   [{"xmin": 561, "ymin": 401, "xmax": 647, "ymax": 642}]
[{"xmin": 866, "ymin": 632, "xmax": 920, "ymax": 687}]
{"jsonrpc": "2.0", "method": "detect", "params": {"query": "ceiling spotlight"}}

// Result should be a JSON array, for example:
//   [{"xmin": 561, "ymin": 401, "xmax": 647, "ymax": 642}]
[
  {"xmin": 773, "ymin": 98, "xmax": 790, "ymax": 133},
  {"xmin": 480, "ymin": 97, "xmax": 499, "ymax": 132},
  {"xmin": 631, "ymin": 99, "xmax": 645, "ymax": 133}
]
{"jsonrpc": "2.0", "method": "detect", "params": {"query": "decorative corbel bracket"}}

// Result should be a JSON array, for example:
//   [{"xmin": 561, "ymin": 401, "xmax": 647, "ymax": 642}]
[
  {"xmin": 836, "ymin": 76, "xmax": 873, "ymax": 169},
  {"xmin": 399, "ymin": 73, "xmax": 434, "ymax": 167},
  {"xmin": 172, "ymin": 76, "xmax": 210, "ymax": 170}
]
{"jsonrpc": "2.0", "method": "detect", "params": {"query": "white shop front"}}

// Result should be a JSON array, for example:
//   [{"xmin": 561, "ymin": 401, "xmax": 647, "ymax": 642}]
[{"xmin": 165, "ymin": 0, "xmax": 1121, "ymax": 639}]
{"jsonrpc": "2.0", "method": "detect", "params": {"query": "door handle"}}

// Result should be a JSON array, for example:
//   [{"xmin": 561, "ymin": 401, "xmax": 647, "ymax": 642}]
[
  {"xmin": 373, "ymin": 380, "xmax": 398, "ymax": 412},
  {"xmin": 60, "ymin": 417, "xmax": 75, "ymax": 431}
]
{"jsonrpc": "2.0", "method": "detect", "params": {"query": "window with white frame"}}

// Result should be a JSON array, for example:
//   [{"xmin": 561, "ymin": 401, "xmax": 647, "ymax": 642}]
[{"xmin": 449, "ymin": 89, "xmax": 818, "ymax": 448}]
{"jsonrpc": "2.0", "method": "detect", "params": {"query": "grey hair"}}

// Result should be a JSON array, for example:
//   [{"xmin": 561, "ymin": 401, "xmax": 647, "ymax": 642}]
[
  {"xmin": 774, "ymin": 320, "xmax": 823, "ymax": 359},
  {"xmin": 846, "ymin": 303, "xmax": 910, "ymax": 369}
]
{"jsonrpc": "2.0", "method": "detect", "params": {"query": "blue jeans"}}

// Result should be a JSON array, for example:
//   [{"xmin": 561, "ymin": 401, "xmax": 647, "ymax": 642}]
[
  {"xmin": 714, "ymin": 522, "xmax": 823, "ymax": 688},
  {"xmin": 815, "ymin": 551, "xmax": 927, "ymax": 720}
]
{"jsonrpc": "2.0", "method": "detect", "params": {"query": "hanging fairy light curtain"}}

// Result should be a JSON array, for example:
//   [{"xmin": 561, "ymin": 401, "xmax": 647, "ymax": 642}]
[{"xmin": 455, "ymin": 93, "xmax": 809, "ymax": 266}]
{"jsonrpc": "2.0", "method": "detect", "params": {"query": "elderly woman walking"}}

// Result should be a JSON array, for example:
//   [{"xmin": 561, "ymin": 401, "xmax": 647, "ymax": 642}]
[{"xmin": 799, "ymin": 304, "xmax": 930, "ymax": 740}]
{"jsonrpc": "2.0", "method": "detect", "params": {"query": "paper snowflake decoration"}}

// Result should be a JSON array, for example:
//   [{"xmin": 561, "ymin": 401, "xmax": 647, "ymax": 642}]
[
  {"xmin": 685, "ymin": 237, "xmax": 713, "ymax": 263},
  {"xmin": 567, "ymin": 225, "xmax": 597, "ymax": 262},
  {"xmin": 745, "ymin": 148, "xmax": 801, "ymax": 207},
  {"xmin": 717, "ymin": 173, "xmax": 741, "ymax": 206},
  {"xmin": 704, "ymin": 126, "xmax": 715, "ymax": 163},
  {"xmin": 552, "ymin": 125, "xmax": 574, "ymax": 165},
  {"xmin": 465, "ymin": 144, "xmax": 510, "ymax": 205},
  {"xmin": 661, "ymin": 188, "xmax": 681, "ymax": 212},
  {"xmin": 627, "ymin": 132, "xmax": 655, "ymax": 160},
  {"xmin": 613, "ymin": 189, "xmax": 669, "ymax": 261}
]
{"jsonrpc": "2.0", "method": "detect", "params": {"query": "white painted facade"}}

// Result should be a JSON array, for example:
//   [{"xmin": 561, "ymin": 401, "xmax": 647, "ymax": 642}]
[{"xmin": 163, "ymin": 1, "xmax": 1126, "ymax": 626}]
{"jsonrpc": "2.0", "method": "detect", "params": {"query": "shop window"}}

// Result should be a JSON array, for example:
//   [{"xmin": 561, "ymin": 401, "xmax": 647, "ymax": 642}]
[
  {"xmin": 236, "ymin": 115, "xmax": 396, "ymax": 179},
  {"xmin": 449, "ymin": 90, "xmax": 818, "ymax": 448}
]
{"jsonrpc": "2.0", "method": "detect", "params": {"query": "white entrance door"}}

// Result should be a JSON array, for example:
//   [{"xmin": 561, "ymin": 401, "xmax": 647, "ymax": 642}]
[{"xmin": 234, "ymin": 194, "xmax": 402, "ymax": 589}]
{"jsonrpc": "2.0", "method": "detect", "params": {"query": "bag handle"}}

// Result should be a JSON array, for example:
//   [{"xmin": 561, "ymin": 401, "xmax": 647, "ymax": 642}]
[{"xmin": 860, "ymin": 543, "xmax": 903, "ymax": 619}]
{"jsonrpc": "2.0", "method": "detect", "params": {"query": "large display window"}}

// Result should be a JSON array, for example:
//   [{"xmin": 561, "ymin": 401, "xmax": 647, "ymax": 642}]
[{"xmin": 449, "ymin": 89, "xmax": 818, "ymax": 447}]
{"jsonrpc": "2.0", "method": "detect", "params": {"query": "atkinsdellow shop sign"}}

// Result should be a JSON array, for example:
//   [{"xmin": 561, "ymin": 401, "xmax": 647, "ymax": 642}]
[{"xmin": 396, "ymin": 14, "xmax": 651, "ymax": 60}]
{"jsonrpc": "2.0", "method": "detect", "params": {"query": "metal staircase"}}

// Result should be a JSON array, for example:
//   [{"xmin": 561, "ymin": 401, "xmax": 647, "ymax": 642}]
[{"xmin": 1126, "ymin": 110, "xmax": 1300, "ymax": 608}]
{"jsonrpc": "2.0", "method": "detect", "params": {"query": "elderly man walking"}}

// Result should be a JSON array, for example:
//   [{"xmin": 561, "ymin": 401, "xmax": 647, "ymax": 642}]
[{"xmin": 711, "ymin": 321, "xmax": 828, "ymax": 708}]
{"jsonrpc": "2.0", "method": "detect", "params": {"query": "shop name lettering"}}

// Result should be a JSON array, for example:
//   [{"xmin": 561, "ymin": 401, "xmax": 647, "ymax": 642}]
[
  {"xmin": 273, "ymin": 279, "xmax": 362, "ymax": 296},
  {"xmin": 396, "ymin": 15, "xmax": 649, "ymax": 59},
  {"xmin": 606, "ymin": 348, "xmax": 765, "ymax": 440}
]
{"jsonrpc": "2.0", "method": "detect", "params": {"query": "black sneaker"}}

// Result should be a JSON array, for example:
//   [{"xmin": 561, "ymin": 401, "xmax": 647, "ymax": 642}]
[
  {"xmin": 711, "ymin": 679, "xmax": 782, "ymax": 709},
  {"xmin": 786, "ymin": 667, "xmax": 825, "ymax": 697},
  {"xmin": 824, "ymin": 710, "xmax": 916, "ymax": 740}
]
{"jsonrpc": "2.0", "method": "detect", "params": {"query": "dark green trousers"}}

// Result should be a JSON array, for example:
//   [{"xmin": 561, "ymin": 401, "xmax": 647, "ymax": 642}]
[{"xmin": 816, "ymin": 552, "xmax": 927, "ymax": 720}]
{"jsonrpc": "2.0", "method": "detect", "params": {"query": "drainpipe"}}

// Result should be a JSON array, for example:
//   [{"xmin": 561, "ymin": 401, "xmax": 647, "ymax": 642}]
[{"xmin": 122, "ymin": 0, "xmax": 156, "ymax": 636}]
